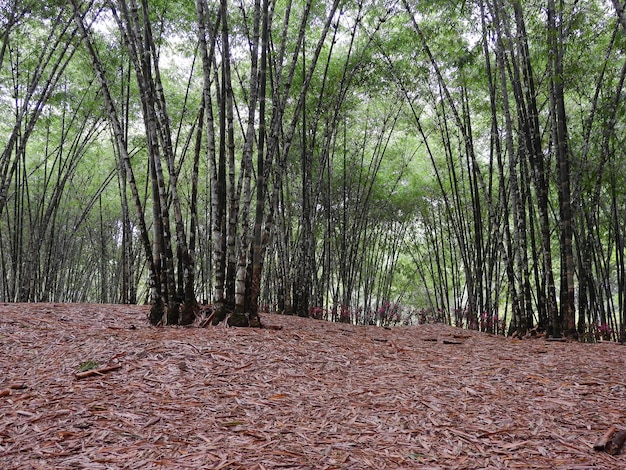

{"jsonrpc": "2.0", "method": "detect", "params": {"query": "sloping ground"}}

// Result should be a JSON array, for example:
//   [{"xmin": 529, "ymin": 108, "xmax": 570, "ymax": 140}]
[{"xmin": 0, "ymin": 303, "xmax": 624, "ymax": 470}]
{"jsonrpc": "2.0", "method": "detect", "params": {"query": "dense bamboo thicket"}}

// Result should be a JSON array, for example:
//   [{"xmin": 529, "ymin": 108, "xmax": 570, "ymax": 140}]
[{"xmin": 1, "ymin": 0, "xmax": 625, "ymax": 340}]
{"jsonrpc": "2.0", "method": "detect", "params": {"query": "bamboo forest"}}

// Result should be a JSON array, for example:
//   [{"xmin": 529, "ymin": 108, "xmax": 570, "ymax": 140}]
[{"xmin": 2, "ymin": 0, "xmax": 626, "ymax": 342}]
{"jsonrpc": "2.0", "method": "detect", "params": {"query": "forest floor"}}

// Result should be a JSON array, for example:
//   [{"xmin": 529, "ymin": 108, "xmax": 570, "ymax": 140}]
[{"xmin": 0, "ymin": 303, "xmax": 625, "ymax": 469}]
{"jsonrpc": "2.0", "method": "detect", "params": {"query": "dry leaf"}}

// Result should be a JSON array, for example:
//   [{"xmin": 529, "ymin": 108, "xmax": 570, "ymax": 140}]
[{"xmin": 0, "ymin": 303, "xmax": 624, "ymax": 469}]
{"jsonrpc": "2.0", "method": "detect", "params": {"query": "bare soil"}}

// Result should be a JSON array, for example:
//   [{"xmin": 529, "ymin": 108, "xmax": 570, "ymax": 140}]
[{"xmin": 1, "ymin": 303, "xmax": 625, "ymax": 469}]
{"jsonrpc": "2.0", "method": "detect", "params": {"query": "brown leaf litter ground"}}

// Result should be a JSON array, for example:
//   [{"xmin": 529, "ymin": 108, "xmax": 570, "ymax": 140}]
[{"xmin": 1, "ymin": 303, "xmax": 625, "ymax": 469}]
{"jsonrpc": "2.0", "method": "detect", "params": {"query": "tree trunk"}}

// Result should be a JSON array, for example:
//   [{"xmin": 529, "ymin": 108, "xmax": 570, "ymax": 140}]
[
  {"xmin": 71, "ymin": 0, "xmax": 159, "ymax": 319},
  {"xmin": 547, "ymin": 0, "xmax": 576, "ymax": 337}
]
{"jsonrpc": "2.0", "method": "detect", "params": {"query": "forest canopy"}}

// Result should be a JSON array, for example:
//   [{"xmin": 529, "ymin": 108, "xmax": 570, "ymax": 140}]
[{"xmin": 1, "ymin": 0, "xmax": 626, "ymax": 341}]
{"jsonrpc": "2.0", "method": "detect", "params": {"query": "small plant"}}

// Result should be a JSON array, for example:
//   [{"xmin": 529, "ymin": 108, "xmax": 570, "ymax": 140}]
[
  {"xmin": 580, "ymin": 322, "xmax": 614, "ymax": 343},
  {"xmin": 339, "ymin": 304, "xmax": 352, "ymax": 323},
  {"xmin": 479, "ymin": 311, "xmax": 500, "ymax": 334},
  {"xmin": 590, "ymin": 322, "xmax": 613, "ymax": 342},
  {"xmin": 78, "ymin": 360, "xmax": 99, "ymax": 372},
  {"xmin": 377, "ymin": 302, "xmax": 402, "ymax": 327},
  {"xmin": 598, "ymin": 322, "xmax": 612, "ymax": 340},
  {"xmin": 453, "ymin": 307, "xmax": 464, "ymax": 328},
  {"xmin": 309, "ymin": 306, "xmax": 326, "ymax": 320}
]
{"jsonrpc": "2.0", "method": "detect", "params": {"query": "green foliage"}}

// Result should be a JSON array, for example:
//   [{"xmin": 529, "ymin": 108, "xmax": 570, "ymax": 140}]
[
  {"xmin": 78, "ymin": 360, "xmax": 99, "ymax": 372},
  {"xmin": 0, "ymin": 0, "xmax": 625, "ymax": 338}
]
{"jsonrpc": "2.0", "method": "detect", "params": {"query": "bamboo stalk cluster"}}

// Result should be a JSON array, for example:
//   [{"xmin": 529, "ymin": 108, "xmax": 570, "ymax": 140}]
[{"xmin": 1, "ymin": 0, "xmax": 625, "ymax": 340}]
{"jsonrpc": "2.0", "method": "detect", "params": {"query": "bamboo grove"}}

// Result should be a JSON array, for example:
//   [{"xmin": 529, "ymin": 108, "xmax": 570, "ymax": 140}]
[{"xmin": 1, "ymin": 0, "xmax": 625, "ymax": 341}]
